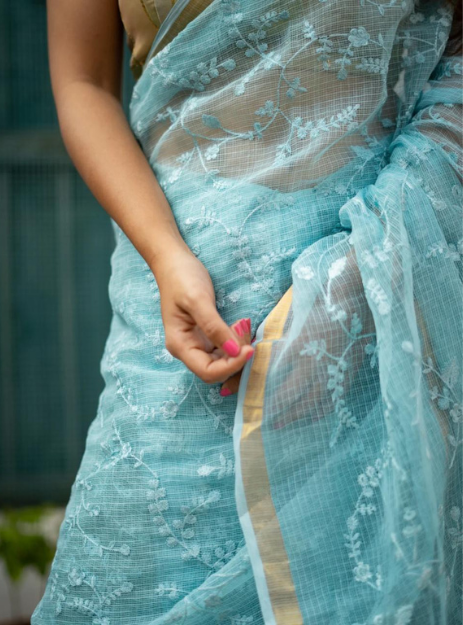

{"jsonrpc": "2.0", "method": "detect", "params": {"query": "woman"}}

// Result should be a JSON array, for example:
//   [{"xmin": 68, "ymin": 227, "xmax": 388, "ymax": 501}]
[{"xmin": 33, "ymin": 1, "xmax": 462, "ymax": 623}]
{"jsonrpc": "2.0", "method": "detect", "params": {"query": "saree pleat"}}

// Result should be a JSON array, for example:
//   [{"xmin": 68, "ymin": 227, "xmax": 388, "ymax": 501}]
[{"xmin": 33, "ymin": 1, "xmax": 462, "ymax": 624}]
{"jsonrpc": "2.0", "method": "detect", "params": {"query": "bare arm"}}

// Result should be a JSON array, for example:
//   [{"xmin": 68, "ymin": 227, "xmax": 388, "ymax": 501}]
[
  {"xmin": 47, "ymin": 0, "xmax": 186, "ymax": 269},
  {"xmin": 47, "ymin": 0, "xmax": 254, "ymax": 382}
]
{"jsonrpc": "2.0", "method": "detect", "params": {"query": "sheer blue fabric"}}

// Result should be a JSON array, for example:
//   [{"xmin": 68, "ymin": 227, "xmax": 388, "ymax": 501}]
[{"xmin": 33, "ymin": 1, "xmax": 462, "ymax": 624}]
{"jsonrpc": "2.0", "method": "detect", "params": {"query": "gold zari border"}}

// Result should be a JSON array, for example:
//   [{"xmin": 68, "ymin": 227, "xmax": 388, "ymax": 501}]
[{"xmin": 240, "ymin": 286, "xmax": 304, "ymax": 624}]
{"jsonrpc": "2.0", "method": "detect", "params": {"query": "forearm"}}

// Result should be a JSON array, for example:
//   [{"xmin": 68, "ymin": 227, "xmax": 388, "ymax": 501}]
[{"xmin": 55, "ymin": 81, "xmax": 190, "ymax": 271}]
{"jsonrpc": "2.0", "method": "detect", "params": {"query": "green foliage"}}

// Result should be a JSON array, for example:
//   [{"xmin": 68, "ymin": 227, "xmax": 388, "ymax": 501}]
[{"xmin": 0, "ymin": 506, "xmax": 56, "ymax": 582}]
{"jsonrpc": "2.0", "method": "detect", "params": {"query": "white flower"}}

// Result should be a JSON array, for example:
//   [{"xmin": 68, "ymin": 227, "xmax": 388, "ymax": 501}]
[
  {"xmin": 68, "ymin": 568, "xmax": 85, "ymax": 586},
  {"xmin": 295, "ymin": 265, "xmax": 315, "ymax": 280},
  {"xmin": 160, "ymin": 400, "xmax": 179, "ymax": 419},
  {"xmin": 354, "ymin": 561, "xmax": 372, "ymax": 582},
  {"xmin": 198, "ymin": 465, "xmax": 215, "ymax": 477},
  {"xmin": 328, "ymin": 256, "xmax": 347, "ymax": 279},
  {"xmin": 118, "ymin": 544, "xmax": 131, "ymax": 556},
  {"xmin": 403, "ymin": 507, "xmax": 416, "ymax": 521},
  {"xmin": 208, "ymin": 387, "xmax": 224, "ymax": 405},
  {"xmin": 358, "ymin": 473, "xmax": 369, "ymax": 487},
  {"xmin": 409, "ymin": 13, "xmax": 425, "ymax": 24},
  {"xmin": 348, "ymin": 27, "xmax": 370, "ymax": 47},
  {"xmin": 205, "ymin": 145, "xmax": 220, "ymax": 161}
]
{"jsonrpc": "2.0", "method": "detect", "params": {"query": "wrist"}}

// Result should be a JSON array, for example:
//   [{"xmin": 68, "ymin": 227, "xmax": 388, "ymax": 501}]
[{"xmin": 147, "ymin": 234, "xmax": 193, "ymax": 278}]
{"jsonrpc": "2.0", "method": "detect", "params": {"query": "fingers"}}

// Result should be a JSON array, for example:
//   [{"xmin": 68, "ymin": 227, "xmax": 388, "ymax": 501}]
[
  {"xmin": 219, "ymin": 318, "xmax": 252, "ymax": 396},
  {"xmin": 180, "ymin": 343, "xmax": 254, "ymax": 384},
  {"xmin": 219, "ymin": 370, "xmax": 243, "ymax": 396},
  {"xmin": 242, "ymin": 317, "xmax": 252, "ymax": 342},
  {"xmin": 191, "ymin": 298, "xmax": 246, "ymax": 359},
  {"xmin": 230, "ymin": 318, "xmax": 251, "ymax": 344},
  {"xmin": 165, "ymin": 305, "xmax": 254, "ymax": 384}
]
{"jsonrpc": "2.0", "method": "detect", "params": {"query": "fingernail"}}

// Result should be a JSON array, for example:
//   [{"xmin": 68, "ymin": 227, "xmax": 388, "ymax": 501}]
[
  {"xmin": 234, "ymin": 323, "xmax": 244, "ymax": 337},
  {"xmin": 245, "ymin": 318, "xmax": 251, "ymax": 332},
  {"xmin": 222, "ymin": 339, "xmax": 240, "ymax": 357},
  {"xmin": 245, "ymin": 349, "xmax": 254, "ymax": 361},
  {"xmin": 220, "ymin": 387, "xmax": 232, "ymax": 397},
  {"xmin": 239, "ymin": 319, "xmax": 249, "ymax": 334}
]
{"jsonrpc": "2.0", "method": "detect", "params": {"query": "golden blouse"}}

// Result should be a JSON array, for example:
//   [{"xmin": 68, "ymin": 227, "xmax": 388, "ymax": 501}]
[
  {"xmin": 118, "ymin": 0, "xmax": 177, "ymax": 79},
  {"xmin": 119, "ymin": 0, "xmax": 215, "ymax": 79}
]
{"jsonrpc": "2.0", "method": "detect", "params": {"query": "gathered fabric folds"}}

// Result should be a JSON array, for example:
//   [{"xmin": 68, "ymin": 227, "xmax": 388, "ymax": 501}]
[{"xmin": 33, "ymin": 1, "xmax": 462, "ymax": 624}]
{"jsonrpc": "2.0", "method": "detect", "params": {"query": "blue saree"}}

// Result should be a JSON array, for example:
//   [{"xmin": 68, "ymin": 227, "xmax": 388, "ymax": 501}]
[{"xmin": 33, "ymin": 1, "xmax": 462, "ymax": 624}]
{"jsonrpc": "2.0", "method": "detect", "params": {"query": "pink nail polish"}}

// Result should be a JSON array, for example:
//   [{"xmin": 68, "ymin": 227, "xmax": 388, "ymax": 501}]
[
  {"xmin": 234, "ymin": 323, "xmax": 244, "ymax": 337},
  {"xmin": 220, "ymin": 387, "xmax": 232, "ymax": 397},
  {"xmin": 222, "ymin": 339, "xmax": 240, "ymax": 357},
  {"xmin": 239, "ymin": 319, "xmax": 249, "ymax": 334},
  {"xmin": 245, "ymin": 318, "xmax": 251, "ymax": 333},
  {"xmin": 245, "ymin": 349, "xmax": 254, "ymax": 361}
]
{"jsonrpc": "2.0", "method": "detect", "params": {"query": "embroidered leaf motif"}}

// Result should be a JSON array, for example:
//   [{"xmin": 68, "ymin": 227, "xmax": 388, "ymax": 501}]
[
  {"xmin": 366, "ymin": 279, "xmax": 391, "ymax": 315},
  {"xmin": 202, "ymin": 114, "xmax": 222, "ymax": 129}
]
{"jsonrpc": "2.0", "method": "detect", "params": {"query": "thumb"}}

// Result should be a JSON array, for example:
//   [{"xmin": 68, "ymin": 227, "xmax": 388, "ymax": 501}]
[{"xmin": 192, "ymin": 298, "xmax": 243, "ymax": 358}]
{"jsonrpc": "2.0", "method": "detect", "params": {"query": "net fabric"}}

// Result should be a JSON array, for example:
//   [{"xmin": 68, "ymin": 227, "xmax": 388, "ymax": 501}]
[{"xmin": 32, "ymin": 1, "xmax": 462, "ymax": 624}]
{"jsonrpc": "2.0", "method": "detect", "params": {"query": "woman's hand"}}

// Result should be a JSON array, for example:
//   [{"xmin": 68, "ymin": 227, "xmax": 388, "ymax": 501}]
[
  {"xmin": 219, "ymin": 317, "xmax": 253, "ymax": 396},
  {"xmin": 153, "ymin": 245, "xmax": 254, "ymax": 384}
]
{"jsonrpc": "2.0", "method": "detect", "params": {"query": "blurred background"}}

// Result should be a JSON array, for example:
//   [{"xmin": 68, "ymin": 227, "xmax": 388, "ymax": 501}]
[{"xmin": 0, "ymin": 1, "xmax": 134, "ymax": 622}]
